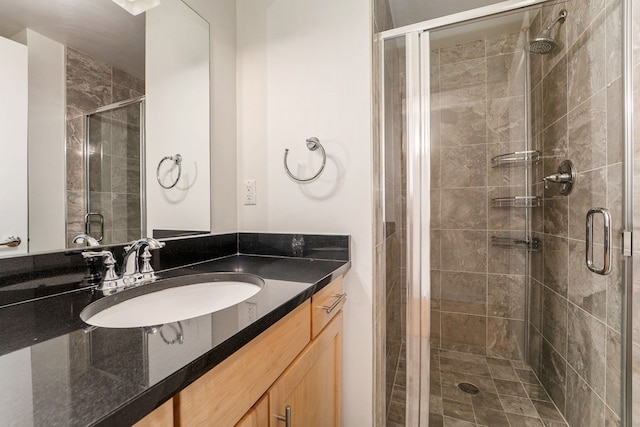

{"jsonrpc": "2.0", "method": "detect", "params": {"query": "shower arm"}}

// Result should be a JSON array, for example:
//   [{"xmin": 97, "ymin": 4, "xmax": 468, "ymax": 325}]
[{"xmin": 543, "ymin": 10, "xmax": 567, "ymax": 32}]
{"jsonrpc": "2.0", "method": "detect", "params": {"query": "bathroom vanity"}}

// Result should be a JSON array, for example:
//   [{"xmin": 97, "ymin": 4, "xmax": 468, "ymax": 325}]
[{"xmin": 0, "ymin": 233, "xmax": 350, "ymax": 426}]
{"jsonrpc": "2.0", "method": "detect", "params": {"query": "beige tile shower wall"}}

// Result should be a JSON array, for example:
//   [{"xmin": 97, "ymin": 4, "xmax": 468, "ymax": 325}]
[
  {"xmin": 527, "ymin": 1, "xmax": 624, "ymax": 425},
  {"xmin": 65, "ymin": 48, "xmax": 144, "ymax": 247},
  {"xmin": 430, "ymin": 30, "xmax": 528, "ymax": 362}
]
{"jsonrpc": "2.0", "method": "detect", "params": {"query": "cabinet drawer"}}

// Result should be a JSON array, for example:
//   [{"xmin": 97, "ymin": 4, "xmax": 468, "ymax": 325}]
[{"xmin": 311, "ymin": 275, "xmax": 346, "ymax": 338}]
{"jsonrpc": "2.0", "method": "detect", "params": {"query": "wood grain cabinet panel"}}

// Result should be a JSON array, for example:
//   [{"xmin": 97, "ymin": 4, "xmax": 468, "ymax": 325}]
[
  {"xmin": 269, "ymin": 311, "xmax": 343, "ymax": 427},
  {"xmin": 134, "ymin": 399, "xmax": 174, "ymax": 427},
  {"xmin": 175, "ymin": 301, "xmax": 311, "ymax": 427},
  {"xmin": 311, "ymin": 276, "xmax": 345, "ymax": 339}
]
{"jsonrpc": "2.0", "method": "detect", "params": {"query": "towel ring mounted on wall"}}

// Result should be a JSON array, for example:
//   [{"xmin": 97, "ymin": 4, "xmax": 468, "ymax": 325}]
[
  {"xmin": 283, "ymin": 137, "xmax": 326, "ymax": 183},
  {"xmin": 157, "ymin": 154, "xmax": 182, "ymax": 189}
]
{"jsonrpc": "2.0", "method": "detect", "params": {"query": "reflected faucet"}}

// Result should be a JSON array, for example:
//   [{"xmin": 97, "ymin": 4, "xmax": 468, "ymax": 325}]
[
  {"xmin": 73, "ymin": 234, "xmax": 100, "ymax": 247},
  {"xmin": 121, "ymin": 238, "xmax": 166, "ymax": 284}
]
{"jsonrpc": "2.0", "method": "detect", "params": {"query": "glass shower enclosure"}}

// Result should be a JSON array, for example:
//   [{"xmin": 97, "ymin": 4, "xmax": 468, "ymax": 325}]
[
  {"xmin": 84, "ymin": 97, "xmax": 146, "ymax": 246},
  {"xmin": 376, "ymin": 0, "xmax": 631, "ymax": 425}
]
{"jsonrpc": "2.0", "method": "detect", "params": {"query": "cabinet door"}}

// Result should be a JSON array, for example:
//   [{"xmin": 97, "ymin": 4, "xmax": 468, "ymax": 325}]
[
  {"xmin": 236, "ymin": 395, "xmax": 268, "ymax": 427},
  {"xmin": 269, "ymin": 311, "xmax": 343, "ymax": 427}
]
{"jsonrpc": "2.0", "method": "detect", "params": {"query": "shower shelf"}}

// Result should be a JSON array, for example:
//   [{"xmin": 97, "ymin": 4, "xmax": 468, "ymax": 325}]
[
  {"xmin": 490, "ymin": 150, "xmax": 541, "ymax": 168},
  {"xmin": 491, "ymin": 236, "xmax": 541, "ymax": 251},
  {"xmin": 491, "ymin": 196, "xmax": 541, "ymax": 208}
]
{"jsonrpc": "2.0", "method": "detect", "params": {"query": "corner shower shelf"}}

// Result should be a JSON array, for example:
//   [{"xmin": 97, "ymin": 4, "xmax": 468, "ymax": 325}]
[
  {"xmin": 490, "ymin": 150, "xmax": 541, "ymax": 168},
  {"xmin": 491, "ymin": 196, "xmax": 541, "ymax": 208},
  {"xmin": 491, "ymin": 236, "xmax": 541, "ymax": 251}
]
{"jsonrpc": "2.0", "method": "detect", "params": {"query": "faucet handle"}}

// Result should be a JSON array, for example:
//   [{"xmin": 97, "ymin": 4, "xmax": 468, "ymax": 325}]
[
  {"xmin": 140, "ymin": 247, "xmax": 157, "ymax": 280},
  {"xmin": 82, "ymin": 251, "xmax": 119, "ymax": 284}
]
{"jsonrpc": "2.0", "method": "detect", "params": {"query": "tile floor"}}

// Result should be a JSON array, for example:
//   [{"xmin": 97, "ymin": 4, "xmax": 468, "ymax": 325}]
[{"xmin": 387, "ymin": 347, "xmax": 569, "ymax": 426}]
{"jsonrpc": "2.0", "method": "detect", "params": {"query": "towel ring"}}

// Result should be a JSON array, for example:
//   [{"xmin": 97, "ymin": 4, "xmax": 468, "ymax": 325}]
[
  {"xmin": 157, "ymin": 154, "xmax": 182, "ymax": 189},
  {"xmin": 284, "ymin": 137, "xmax": 326, "ymax": 182}
]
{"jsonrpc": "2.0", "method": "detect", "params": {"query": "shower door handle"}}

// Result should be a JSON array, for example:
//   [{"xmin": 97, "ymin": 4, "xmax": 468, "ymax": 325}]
[
  {"xmin": 84, "ymin": 212, "xmax": 104, "ymax": 243},
  {"xmin": 585, "ymin": 208, "xmax": 611, "ymax": 275}
]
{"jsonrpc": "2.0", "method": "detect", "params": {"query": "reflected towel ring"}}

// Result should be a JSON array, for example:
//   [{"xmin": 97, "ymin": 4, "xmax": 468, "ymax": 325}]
[
  {"xmin": 157, "ymin": 154, "xmax": 182, "ymax": 189},
  {"xmin": 284, "ymin": 137, "xmax": 326, "ymax": 183},
  {"xmin": 160, "ymin": 322, "xmax": 184, "ymax": 345}
]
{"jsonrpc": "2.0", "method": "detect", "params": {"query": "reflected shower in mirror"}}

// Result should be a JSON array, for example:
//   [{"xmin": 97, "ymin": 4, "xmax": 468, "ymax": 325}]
[{"xmin": 0, "ymin": 0, "xmax": 210, "ymax": 257}]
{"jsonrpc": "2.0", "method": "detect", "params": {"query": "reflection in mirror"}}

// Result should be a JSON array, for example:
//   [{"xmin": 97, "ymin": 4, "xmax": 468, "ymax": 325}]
[{"xmin": 0, "ymin": 0, "xmax": 210, "ymax": 257}]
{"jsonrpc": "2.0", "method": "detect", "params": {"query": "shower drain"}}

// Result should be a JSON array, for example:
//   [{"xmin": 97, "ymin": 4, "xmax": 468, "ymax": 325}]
[{"xmin": 457, "ymin": 382, "xmax": 480, "ymax": 395}]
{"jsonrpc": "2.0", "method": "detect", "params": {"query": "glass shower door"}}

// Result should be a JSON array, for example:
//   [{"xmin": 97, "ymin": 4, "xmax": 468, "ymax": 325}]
[{"xmin": 85, "ymin": 98, "xmax": 145, "ymax": 245}]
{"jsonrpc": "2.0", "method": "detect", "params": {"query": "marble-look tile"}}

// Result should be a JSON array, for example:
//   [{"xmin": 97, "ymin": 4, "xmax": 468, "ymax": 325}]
[
  {"xmin": 431, "ymin": 230, "xmax": 441, "ymax": 269},
  {"xmin": 499, "ymin": 394, "xmax": 539, "ymax": 417},
  {"xmin": 528, "ymin": 328, "xmax": 543, "ymax": 377},
  {"xmin": 605, "ymin": 0, "xmax": 623, "ymax": 85},
  {"xmin": 567, "ymin": 14, "xmax": 606, "ymax": 112},
  {"xmin": 88, "ymin": 191, "xmax": 114, "ymax": 230},
  {"xmin": 66, "ymin": 69, "xmax": 112, "ymax": 113},
  {"xmin": 440, "ymin": 39, "xmax": 485, "ymax": 65},
  {"xmin": 487, "ymin": 361, "xmax": 520, "ymax": 382},
  {"xmin": 605, "ymin": 405, "xmax": 622, "ymax": 427},
  {"xmin": 440, "ymin": 189, "xmax": 487, "ymax": 230},
  {"xmin": 516, "ymin": 369, "xmax": 540, "ymax": 385},
  {"xmin": 530, "ymin": 81, "xmax": 543, "ymax": 137},
  {"xmin": 431, "ymin": 189, "xmax": 442, "ymax": 230},
  {"xmin": 487, "ymin": 96, "xmax": 525, "ymax": 143},
  {"xmin": 440, "ymin": 145, "xmax": 487, "ymax": 188},
  {"xmin": 111, "ymin": 122, "xmax": 141, "ymax": 160},
  {"xmin": 429, "ymin": 413, "xmax": 445, "ymax": 427},
  {"xmin": 440, "ymin": 272, "xmax": 486, "ymax": 315},
  {"xmin": 567, "ymin": 168, "xmax": 607, "ymax": 242},
  {"xmin": 487, "ymin": 52, "xmax": 525, "ymax": 100},
  {"xmin": 605, "ymin": 328, "xmax": 622, "ymax": 417},
  {"xmin": 88, "ymin": 153, "xmax": 112, "ymax": 193},
  {"xmin": 431, "ymin": 270, "xmax": 442, "ymax": 310},
  {"xmin": 487, "ymin": 274, "xmax": 525, "ymax": 319},
  {"xmin": 607, "ymin": 163, "xmax": 623, "ymax": 250},
  {"xmin": 532, "ymin": 399, "xmax": 565, "ymax": 422},
  {"xmin": 474, "ymin": 406, "xmax": 510, "ymax": 426},
  {"xmin": 440, "ymin": 102, "xmax": 487, "ymax": 147},
  {"xmin": 487, "ymin": 243, "xmax": 526, "ymax": 276},
  {"xmin": 441, "ymin": 313, "xmax": 486, "ymax": 355},
  {"xmin": 431, "ymin": 309, "xmax": 442, "ymax": 347},
  {"xmin": 470, "ymin": 391, "xmax": 503, "ymax": 411},
  {"xmin": 440, "ymin": 58, "xmax": 487, "ymax": 106},
  {"xmin": 466, "ymin": 374, "xmax": 497, "ymax": 393},
  {"xmin": 542, "ymin": 287, "xmax": 568, "ymax": 358},
  {"xmin": 67, "ymin": 47, "xmax": 111, "ymax": 81},
  {"xmin": 567, "ymin": 89, "xmax": 607, "ymax": 173},
  {"xmin": 111, "ymin": 157, "xmax": 141, "ymax": 195},
  {"xmin": 66, "ymin": 141, "xmax": 85, "ymax": 194},
  {"xmin": 542, "ymin": 235, "xmax": 569, "ymax": 297},
  {"xmin": 487, "ymin": 318, "xmax": 525, "ymax": 360},
  {"xmin": 441, "ymin": 375, "xmax": 473, "ymax": 403},
  {"xmin": 539, "ymin": 3, "xmax": 569, "ymax": 77},
  {"xmin": 443, "ymin": 416, "xmax": 474, "ymax": 427},
  {"xmin": 542, "ymin": 116, "xmax": 568, "ymax": 177},
  {"xmin": 112, "ymin": 67, "xmax": 144, "ymax": 94},
  {"xmin": 112, "ymin": 193, "xmax": 141, "ymax": 231},
  {"xmin": 565, "ymin": 366, "xmax": 605, "ymax": 427},
  {"xmin": 540, "ymin": 339, "xmax": 567, "ymax": 412},
  {"xmin": 567, "ymin": 239, "xmax": 607, "ymax": 322},
  {"xmin": 494, "ymin": 379, "xmax": 527, "ymax": 397},
  {"xmin": 486, "ymin": 32, "xmax": 524, "ymax": 56},
  {"xmin": 543, "ymin": 194, "xmax": 568, "ymax": 238},
  {"xmin": 530, "ymin": 279, "xmax": 543, "ymax": 331},
  {"xmin": 606, "ymin": 249, "xmax": 624, "ymax": 333},
  {"xmin": 566, "ymin": 0, "xmax": 606, "ymax": 49},
  {"xmin": 524, "ymin": 383, "xmax": 552, "ymax": 402},
  {"xmin": 506, "ymin": 413, "xmax": 545, "ymax": 426},
  {"xmin": 431, "ymin": 147, "xmax": 442, "ymax": 189},
  {"xmin": 542, "ymin": 57, "xmax": 567, "ymax": 129},
  {"xmin": 440, "ymin": 230, "xmax": 487, "ymax": 273},
  {"xmin": 440, "ymin": 355, "xmax": 491, "ymax": 377}
]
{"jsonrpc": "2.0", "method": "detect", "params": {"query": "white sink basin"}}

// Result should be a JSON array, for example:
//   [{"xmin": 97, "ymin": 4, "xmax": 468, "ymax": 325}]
[{"xmin": 80, "ymin": 273, "xmax": 264, "ymax": 328}]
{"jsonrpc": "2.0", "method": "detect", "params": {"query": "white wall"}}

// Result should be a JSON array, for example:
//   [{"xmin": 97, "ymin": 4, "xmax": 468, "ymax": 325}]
[
  {"xmin": 0, "ymin": 36, "xmax": 28, "ymax": 257},
  {"xmin": 183, "ymin": 0, "xmax": 238, "ymax": 234},
  {"xmin": 237, "ymin": 0, "xmax": 373, "ymax": 423},
  {"xmin": 145, "ymin": 0, "xmax": 211, "ymax": 234},
  {"xmin": 23, "ymin": 30, "xmax": 66, "ymax": 253}
]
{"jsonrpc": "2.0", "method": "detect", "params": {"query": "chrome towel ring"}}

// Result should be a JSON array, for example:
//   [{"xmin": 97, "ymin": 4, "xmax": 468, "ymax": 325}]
[
  {"xmin": 284, "ymin": 137, "xmax": 326, "ymax": 183},
  {"xmin": 157, "ymin": 154, "xmax": 182, "ymax": 189}
]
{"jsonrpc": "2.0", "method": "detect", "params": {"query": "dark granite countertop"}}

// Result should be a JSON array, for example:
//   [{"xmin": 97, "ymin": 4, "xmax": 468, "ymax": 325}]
[{"xmin": 0, "ymin": 251, "xmax": 350, "ymax": 426}]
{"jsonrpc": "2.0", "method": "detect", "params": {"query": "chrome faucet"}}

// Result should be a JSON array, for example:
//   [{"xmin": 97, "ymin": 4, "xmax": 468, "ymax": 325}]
[
  {"xmin": 121, "ymin": 238, "xmax": 166, "ymax": 284},
  {"xmin": 82, "ymin": 238, "xmax": 165, "ymax": 293},
  {"xmin": 73, "ymin": 234, "xmax": 100, "ymax": 247}
]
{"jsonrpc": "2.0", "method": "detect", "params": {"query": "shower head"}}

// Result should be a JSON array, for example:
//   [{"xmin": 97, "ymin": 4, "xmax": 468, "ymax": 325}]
[{"xmin": 527, "ymin": 9, "xmax": 567, "ymax": 55}]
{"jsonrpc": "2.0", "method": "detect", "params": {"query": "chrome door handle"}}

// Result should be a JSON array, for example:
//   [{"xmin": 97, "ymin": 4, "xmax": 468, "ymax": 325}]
[
  {"xmin": 586, "ymin": 208, "xmax": 611, "ymax": 275},
  {"xmin": 0, "ymin": 236, "xmax": 21, "ymax": 247},
  {"xmin": 276, "ymin": 405, "xmax": 291, "ymax": 427},
  {"xmin": 84, "ymin": 212, "xmax": 104, "ymax": 242}
]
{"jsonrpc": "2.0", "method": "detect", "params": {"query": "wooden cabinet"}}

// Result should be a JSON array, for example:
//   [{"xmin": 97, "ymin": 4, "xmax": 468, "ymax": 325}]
[
  {"xmin": 269, "ymin": 311, "xmax": 342, "ymax": 427},
  {"xmin": 134, "ymin": 399, "xmax": 174, "ymax": 427},
  {"xmin": 172, "ymin": 275, "xmax": 344, "ymax": 427},
  {"xmin": 235, "ymin": 395, "xmax": 268, "ymax": 427}
]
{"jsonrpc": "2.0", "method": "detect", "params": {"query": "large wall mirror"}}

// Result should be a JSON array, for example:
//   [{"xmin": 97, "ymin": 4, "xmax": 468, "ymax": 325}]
[{"xmin": 0, "ymin": 0, "xmax": 211, "ymax": 257}]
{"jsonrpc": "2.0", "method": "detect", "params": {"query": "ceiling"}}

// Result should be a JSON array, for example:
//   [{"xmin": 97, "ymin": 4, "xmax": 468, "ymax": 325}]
[
  {"xmin": 387, "ymin": 0, "xmax": 506, "ymax": 28},
  {"xmin": 0, "ymin": 0, "xmax": 145, "ymax": 78}
]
